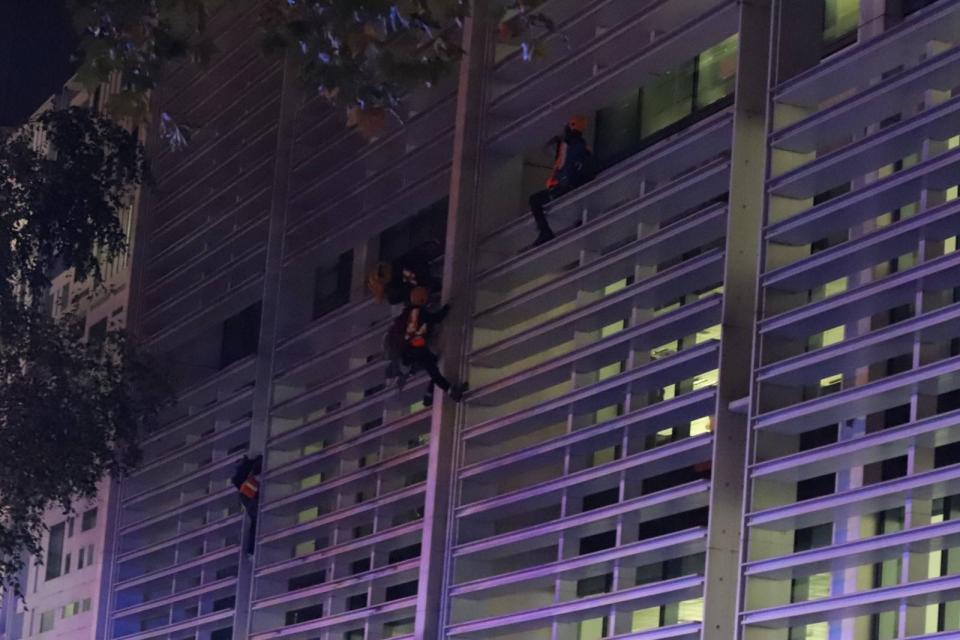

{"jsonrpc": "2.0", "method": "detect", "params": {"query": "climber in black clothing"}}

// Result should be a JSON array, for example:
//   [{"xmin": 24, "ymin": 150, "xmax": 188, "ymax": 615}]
[
  {"xmin": 231, "ymin": 454, "xmax": 262, "ymax": 556},
  {"xmin": 367, "ymin": 241, "xmax": 442, "ymax": 305},
  {"xmin": 527, "ymin": 115, "xmax": 596, "ymax": 247},
  {"xmin": 395, "ymin": 286, "xmax": 467, "ymax": 406}
]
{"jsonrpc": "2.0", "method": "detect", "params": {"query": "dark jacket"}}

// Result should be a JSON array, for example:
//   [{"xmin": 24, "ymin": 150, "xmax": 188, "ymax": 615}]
[
  {"xmin": 549, "ymin": 129, "xmax": 593, "ymax": 189},
  {"xmin": 231, "ymin": 455, "xmax": 263, "ymax": 492}
]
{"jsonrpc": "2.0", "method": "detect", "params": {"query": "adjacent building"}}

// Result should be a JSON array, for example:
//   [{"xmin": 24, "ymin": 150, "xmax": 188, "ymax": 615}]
[{"xmin": 1, "ymin": 79, "xmax": 141, "ymax": 640}]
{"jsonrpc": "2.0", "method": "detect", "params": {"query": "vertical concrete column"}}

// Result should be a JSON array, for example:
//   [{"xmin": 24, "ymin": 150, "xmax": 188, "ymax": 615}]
[
  {"xmin": 702, "ymin": 2, "xmax": 773, "ymax": 640},
  {"xmin": 232, "ymin": 51, "xmax": 301, "ymax": 640},
  {"xmin": 414, "ymin": 3, "xmax": 494, "ymax": 638}
]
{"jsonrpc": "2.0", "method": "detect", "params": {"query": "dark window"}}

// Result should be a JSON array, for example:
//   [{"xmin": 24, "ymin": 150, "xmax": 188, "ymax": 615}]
[
  {"xmin": 936, "ymin": 441, "xmax": 960, "ymax": 468},
  {"xmin": 384, "ymin": 580, "xmax": 418, "ymax": 601},
  {"xmin": 288, "ymin": 569, "xmax": 326, "ymax": 591},
  {"xmin": 577, "ymin": 573, "xmax": 613, "ymax": 597},
  {"xmin": 347, "ymin": 593, "xmax": 368, "ymax": 610},
  {"xmin": 285, "ymin": 603, "xmax": 324, "ymax": 626},
  {"xmin": 211, "ymin": 628, "xmax": 232, "ymax": 640},
  {"xmin": 45, "ymin": 523, "xmax": 65, "ymax": 580},
  {"xmin": 378, "ymin": 198, "xmax": 448, "ymax": 265},
  {"xmin": 220, "ymin": 303, "xmax": 261, "ymax": 368},
  {"xmin": 67, "ymin": 518, "xmax": 74, "ymax": 538},
  {"xmin": 87, "ymin": 318, "xmax": 108, "ymax": 344},
  {"xmin": 387, "ymin": 543, "xmax": 421, "ymax": 564},
  {"xmin": 582, "ymin": 487, "xmax": 619, "ymax": 512},
  {"xmin": 63, "ymin": 553, "xmax": 71, "ymax": 575},
  {"xmin": 314, "ymin": 250, "xmax": 353, "ymax": 319},
  {"xmin": 637, "ymin": 506, "xmax": 709, "ymax": 541},
  {"xmin": 902, "ymin": 0, "xmax": 940, "ymax": 16},
  {"xmin": 81, "ymin": 508, "xmax": 98, "ymax": 532},
  {"xmin": 212, "ymin": 596, "xmax": 235, "ymax": 612},
  {"xmin": 215, "ymin": 565, "xmax": 239, "ymax": 580},
  {"xmin": 350, "ymin": 558, "xmax": 371, "ymax": 575},
  {"xmin": 579, "ymin": 530, "xmax": 616, "ymax": 555}
]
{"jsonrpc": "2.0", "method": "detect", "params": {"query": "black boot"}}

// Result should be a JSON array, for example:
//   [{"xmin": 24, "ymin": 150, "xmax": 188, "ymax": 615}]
[{"xmin": 449, "ymin": 382, "xmax": 470, "ymax": 402}]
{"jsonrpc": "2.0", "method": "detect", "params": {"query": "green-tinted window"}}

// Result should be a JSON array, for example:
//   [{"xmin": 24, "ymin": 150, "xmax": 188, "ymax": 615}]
[
  {"xmin": 696, "ymin": 34, "xmax": 739, "ymax": 109},
  {"xmin": 641, "ymin": 61, "xmax": 695, "ymax": 137},
  {"xmin": 824, "ymin": 0, "xmax": 859, "ymax": 42}
]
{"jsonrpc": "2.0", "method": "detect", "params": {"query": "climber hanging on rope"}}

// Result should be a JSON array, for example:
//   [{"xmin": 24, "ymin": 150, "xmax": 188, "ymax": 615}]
[{"xmin": 231, "ymin": 454, "xmax": 262, "ymax": 556}]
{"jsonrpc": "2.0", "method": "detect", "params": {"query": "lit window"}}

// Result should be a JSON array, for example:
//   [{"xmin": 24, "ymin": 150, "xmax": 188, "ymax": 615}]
[
  {"xmin": 696, "ymin": 35, "xmax": 739, "ymax": 109},
  {"xmin": 824, "ymin": 0, "xmax": 860, "ymax": 42}
]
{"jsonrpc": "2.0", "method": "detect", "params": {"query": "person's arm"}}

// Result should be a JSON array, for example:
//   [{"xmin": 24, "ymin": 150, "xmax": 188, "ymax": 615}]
[{"xmin": 422, "ymin": 304, "xmax": 450, "ymax": 324}]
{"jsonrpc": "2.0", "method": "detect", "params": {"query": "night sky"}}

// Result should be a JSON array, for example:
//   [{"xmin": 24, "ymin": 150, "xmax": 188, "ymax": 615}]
[{"xmin": 0, "ymin": 0, "xmax": 77, "ymax": 127}]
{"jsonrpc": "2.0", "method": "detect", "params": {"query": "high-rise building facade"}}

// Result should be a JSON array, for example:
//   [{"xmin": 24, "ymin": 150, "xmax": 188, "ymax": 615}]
[{"xmin": 103, "ymin": 0, "xmax": 960, "ymax": 639}]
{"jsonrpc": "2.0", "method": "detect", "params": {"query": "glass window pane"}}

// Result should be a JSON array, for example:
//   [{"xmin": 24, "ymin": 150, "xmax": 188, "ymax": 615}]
[
  {"xmin": 641, "ymin": 61, "xmax": 695, "ymax": 137},
  {"xmin": 39, "ymin": 610, "xmax": 55, "ymax": 632},
  {"xmin": 594, "ymin": 89, "xmax": 641, "ymax": 164},
  {"xmin": 45, "ymin": 523, "xmax": 65, "ymax": 581},
  {"xmin": 82, "ymin": 507, "xmax": 98, "ymax": 531},
  {"xmin": 696, "ymin": 34, "xmax": 739, "ymax": 109},
  {"xmin": 824, "ymin": 0, "xmax": 859, "ymax": 42}
]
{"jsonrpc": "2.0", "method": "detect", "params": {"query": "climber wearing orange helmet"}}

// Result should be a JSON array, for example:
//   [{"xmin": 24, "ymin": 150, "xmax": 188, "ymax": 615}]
[
  {"xmin": 396, "ymin": 286, "xmax": 468, "ymax": 407},
  {"xmin": 527, "ymin": 115, "xmax": 596, "ymax": 248}
]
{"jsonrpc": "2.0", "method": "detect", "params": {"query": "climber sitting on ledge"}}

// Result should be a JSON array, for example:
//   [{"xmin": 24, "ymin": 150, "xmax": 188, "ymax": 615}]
[{"xmin": 527, "ymin": 115, "xmax": 596, "ymax": 248}]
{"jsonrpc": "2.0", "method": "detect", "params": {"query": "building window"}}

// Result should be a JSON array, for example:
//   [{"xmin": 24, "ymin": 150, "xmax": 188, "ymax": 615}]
[
  {"xmin": 384, "ymin": 618, "xmax": 415, "ymax": 638},
  {"xmin": 45, "ymin": 523, "xmax": 65, "ymax": 581},
  {"xmin": 220, "ymin": 302, "xmax": 262, "ymax": 369},
  {"xmin": 63, "ymin": 553, "xmax": 71, "ymax": 575},
  {"xmin": 81, "ymin": 508, "xmax": 98, "ymax": 532},
  {"xmin": 78, "ymin": 544, "xmax": 93, "ymax": 569},
  {"xmin": 82, "ymin": 598, "xmax": 92, "ymax": 612},
  {"xmin": 87, "ymin": 318, "xmax": 108, "ymax": 344},
  {"xmin": 824, "ymin": 0, "xmax": 859, "ymax": 43},
  {"xmin": 594, "ymin": 90, "xmax": 642, "ymax": 166},
  {"xmin": 39, "ymin": 610, "xmax": 55, "ymax": 632},
  {"xmin": 641, "ymin": 61, "xmax": 696, "ymax": 137},
  {"xmin": 594, "ymin": 35, "xmax": 739, "ymax": 165},
  {"xmin": 695, "ymin": 34, "xmax": 739, "ymax": 109},
  {"xmin": 347, "ymin": 593, "xmax": 368, "ymax": 610},
  {"xmin": 66, "ymin": 518, "xmax": 74, "ymax": 538},
  {"xmin": 902, "ymin": 0, "xmax": 939, "ymax": 16},
  {"xmin": 384, "ymin": 580, "xmax": 418, "ymax": 601},
  {"xmin": 285, "ymin": 603, "xmax": 324, "ymax": 626},
  {"xmin": 62, "ymin": 601, "xmax": 80, "ymax": 619},
  {"xmin": 378, "ymin": 198, "xmax": 448, "ymax": 265},
  {"xmin": 313, "ymin": 250, "xmax": 353, "ymax": 319},
  {"xmin": 211, "ymin": 629, "xmax": 232, "ymax": 640}
]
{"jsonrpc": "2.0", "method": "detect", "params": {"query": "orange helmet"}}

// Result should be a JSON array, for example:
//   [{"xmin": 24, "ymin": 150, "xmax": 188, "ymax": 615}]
[{"xmin": 567, "ymin": 115, "xmax": 588, "ymax": 132}]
